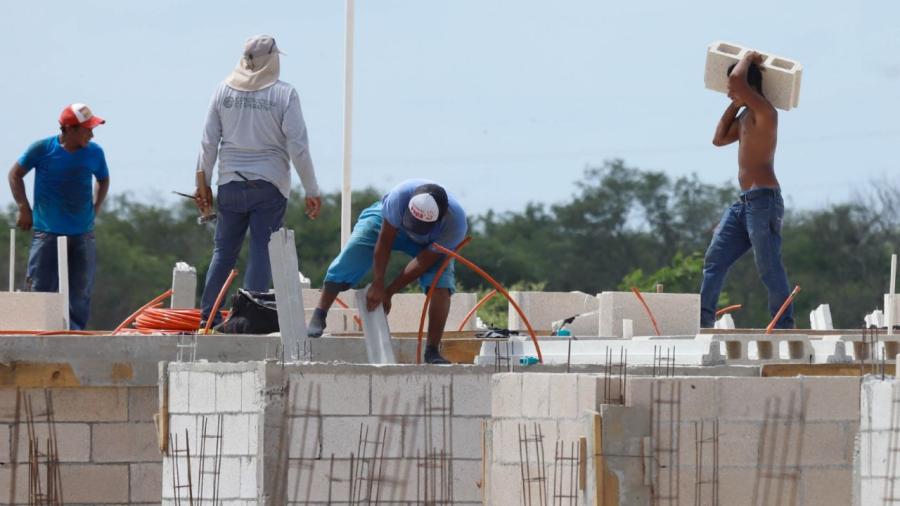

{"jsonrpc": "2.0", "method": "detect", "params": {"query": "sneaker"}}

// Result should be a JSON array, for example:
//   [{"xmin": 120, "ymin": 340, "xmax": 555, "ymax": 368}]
[
  {"xmin": 307, "ymin": 308, "xmax": 327, "ymax": 338},
  {"xmin": 424, "ymin": 345, "xmax": 451, "ymax": 365}
]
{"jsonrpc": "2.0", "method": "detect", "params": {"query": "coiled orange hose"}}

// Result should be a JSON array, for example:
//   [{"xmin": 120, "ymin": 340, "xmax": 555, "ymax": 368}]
[{"xmin": 112, "ymin": 289, "xmax": 174, "ymax": 335}]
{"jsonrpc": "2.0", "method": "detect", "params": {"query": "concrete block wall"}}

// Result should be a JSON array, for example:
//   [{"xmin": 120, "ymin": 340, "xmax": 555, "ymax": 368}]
[
  {"xmin": 0, "ymin": 386, "xmax": 161, "ymax": 505},
  {"xmin": 598, "ymin": 291, "xmax": 700, "ymax": 338},
  {"xmin": 166, "ymin": 361, "xmax": 493, "ymax": 505},
  {"xmin": 274, "ymin": 364, "xmax": 491, "ymax": 504},
  {"xmin": 507, "ymin": 291, "xmax": 600, "ymax": 334},
  {"xmin": 857, "ymin": 377, "xmax": 900, "ymax": 505},
  {"xmin": 486, "ymin": 373, "xmax": 616, "ymax": 505},
  {"xmin": 163, "ymin": 362, "xmax": 263, "ymax": 506},
  {"xmin": 621, "ymin": 376, "xmax": 859, "ymax": 506}
]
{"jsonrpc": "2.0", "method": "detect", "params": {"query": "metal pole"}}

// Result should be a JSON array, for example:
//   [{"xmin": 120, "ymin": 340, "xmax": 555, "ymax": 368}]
[
  {"xmin": 341, "ymin": 0, "xmax": 356, "ymax": 248},
  {"xmin": 889, "ymin": 253, "xmax": 897, "ymax": 335},
  {"xmin": 8, "ymin": 228, "xmax": 14, "ymax": 292}
]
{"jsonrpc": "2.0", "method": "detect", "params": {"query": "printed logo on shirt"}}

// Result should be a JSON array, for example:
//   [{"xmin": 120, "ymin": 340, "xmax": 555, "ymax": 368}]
[{"xmin": 222, "ymin": 96, "xmax": 273, "ymax": 110}]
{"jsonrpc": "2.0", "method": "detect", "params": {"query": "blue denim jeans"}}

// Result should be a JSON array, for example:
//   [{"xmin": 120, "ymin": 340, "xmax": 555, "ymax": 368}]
[
  {"xmin": 699, "ymin": 188, "xmax": 794, "ymax": 329},
  {"xmin": 26, "ymin": 230, "xmax": 97, "ymax": 330},
  {"xmin": 201, "ymin": 180, "xmax": 287, "ymax": 321},
  {"xmin": 322, "ymin": 202, "xmax": 456, "ymax": 293}
]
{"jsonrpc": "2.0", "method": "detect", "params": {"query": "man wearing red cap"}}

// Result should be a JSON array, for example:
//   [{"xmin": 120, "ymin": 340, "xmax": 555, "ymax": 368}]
[{"xmin": 7, "ymin": 103, "xmax": 110, "ymax": 329}]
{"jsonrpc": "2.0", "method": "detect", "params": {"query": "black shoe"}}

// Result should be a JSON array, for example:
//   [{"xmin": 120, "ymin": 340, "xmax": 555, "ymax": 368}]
[
  {"xmin": 424, "ymin": 346, "xmax": 451, "ymax": 365},
  {"xmin": 307, "ymin": 308, "xmax": 327, "ymax": 338}
]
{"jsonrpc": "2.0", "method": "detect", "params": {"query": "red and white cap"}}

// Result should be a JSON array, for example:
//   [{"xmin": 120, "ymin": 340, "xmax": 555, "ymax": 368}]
[
  {"xmin": 408, "ymin": 193, "xmax": 440, "ymax": 223},
  {"xmin": 59, "ymin": 103, "xmax": 105, "ymax": 129}
]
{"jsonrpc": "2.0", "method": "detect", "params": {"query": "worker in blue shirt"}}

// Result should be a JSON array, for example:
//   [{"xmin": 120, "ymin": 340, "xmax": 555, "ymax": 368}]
[
  {"xmin": 308, "ymin": 180, "xmax": 468, "ymax": 364},
  {"xmin": 7, "ymin": 103, "xmax": 110, "ymax": 330}
]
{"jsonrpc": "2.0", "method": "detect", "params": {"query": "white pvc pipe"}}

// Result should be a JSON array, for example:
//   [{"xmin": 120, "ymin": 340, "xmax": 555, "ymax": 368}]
[
  {"xmin": 340, "ymin": 0, "xmax": 355, "ymax": 248},
  {"xmin": 8, "ymin": 228, "xmax": 14, "ymax": 292},
  {"xmin": 57, "ymin": 236, "xmax": 69, "ymax": 330},
  {"xmin": 889, "ymin": 253, "xmax": 897, "ymax": 335}
]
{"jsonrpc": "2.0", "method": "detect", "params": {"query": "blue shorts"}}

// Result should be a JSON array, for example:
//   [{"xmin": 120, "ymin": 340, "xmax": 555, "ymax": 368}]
[{"xmin": 323, "ymin": 202, "xmax": 456, "ymax": 293}]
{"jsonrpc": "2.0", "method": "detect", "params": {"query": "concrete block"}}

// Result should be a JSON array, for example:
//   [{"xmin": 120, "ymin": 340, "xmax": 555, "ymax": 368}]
[
  {"xmin": 452, "ymin": 458, "xmax": 485, "ymax": 503},
  {"xmin": 507, "ymin": 291, "xmax": 599, "ymax": 333},
  {"xmin": 130, "ymin": 463, "xmax": 162, "ymax": 503},
  {"xmin": 577, "ymin": 374, "xmax": 601, "ymax": 414},
  {"xmin": 801, "ymin": 467, "xmax": 853, "ymax": 505},
  {"xmin": 189, "ymin": 371, "xmax": 217, "ymax": 413},
  {"xmin": 321, "ymin": 416, "xmax": 403, "ymax": 458},
  {"xmin": 547, "ymin": 374, "xmax": 579, "ymax": 419},
  {"xmin": 170, "ymin": 262, "xmax": 197, "ymax": 309},
  {"xmin": 491, "ymin": 374, "xmax": 523, "ymax": 418},
  {"xmin": 239, "ymin": 456, "xmax": 258, "ymax": 499},
  {"xmin": 287, "ymin": 416, "xmax": 322, "ymax": 459},
  {"xmin": 714, "ymin": 313, "xmax": 735, "ymax": 329},
  {"xmin": 0, "ymin": 291, "xmax": 66, "ymax": 331},
  {"xmin": 222, "ymin": 414, "xmax": 255, "ymax": 456},
  {"xmin": 371, "ymin": 373, "xmax": 452, "ymax": 416},
  {"xmin": 218, "ymin": 456, "xmax": 243, "ymax": 499},
  {"xmin": 216, "ymin": 373, "xmax": 244, "ymax": 413},
  {"xmin": 521, "ymin": 374, "xmax": 551, "ymax": 418},
  {"xmin": 598, "ymin": 291, "xmax": 700, "ymax": 338},
  {"xmin": 371, "ymin": 291, "xmax": 479, "ymax": 333},
  {"xmin": 718, "ymin": 377, "xmax": 802, "ymax": 420},
  {"xmin": 59, "ymin": 464, "xmax": 129, "ymax": 503},
  {"xmin": 129, "ymin": 386, "xmax": 158, "ymax": 422},
  {"xmin": 704, "ymin": 41, "xmax": 803, "ymax": 111},
  {"xmin": 15, "ymin": 422, "xmax": 91, "ymax": 462},
  {"xmin": 169, "ymin": 370, "xmax": 191, "ymax": 414},
  {"xmin": 488, "ymin": 463, "xmax": 529, "ymax": 506},
  {"xmin": 491, "ymin": 418, "xmax": 557, "ymax": 465},
  {"xmin": 0, "ymin": 387, "xmax": 18, "ymax": 422},
  {"xmin": 92, "ymin": 422, "xmax": 159, "ymax": 462},
  {"xmin": 286, "ymin": 458, "xmax": 352, "ymax": 502},
  {"xmin": 801, "ymin": 376, "xmax": 860, "ymax": 421},
  {"xmin": 628, "ymin": 377, "xmax": 718, "ymax": 422},
  {"xmin": 452, "ymin": 373, "xmax": 492, "ymax": 416},
  {"xmin": 168, "ymin": 414, "xmax": 198, "ymax": 448},
  {"xmin": 21, "ymin": 387, "xmax": 129, "ymax": 422},
  {"xmin": 269, "ymin": 228, "xmax": 308, "ymax": 360},
  {"xmin": 556, "ymin": 418, "xmax": 588, "ymax": 442},
  {"xmin": 450, "ymin": 417, "xmax": 485, "ymax": 459},
  {"xmin": 241, "ymin": 371, "xmax": 260, "ymax": 413}
]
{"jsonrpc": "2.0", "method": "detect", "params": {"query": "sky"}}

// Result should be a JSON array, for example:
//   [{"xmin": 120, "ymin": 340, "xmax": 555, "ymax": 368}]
[{"xmin": 0, "ymin": 0, "xmax": 898, "ymax": 217}]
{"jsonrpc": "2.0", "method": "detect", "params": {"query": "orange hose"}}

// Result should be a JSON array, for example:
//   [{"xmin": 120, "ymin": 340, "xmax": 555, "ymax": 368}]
[
  {"xmin": 416, "ymin": 237, "xmax": 472, "ymax": 364},
  {"xmin": 203, "ymin": 269, "xmax": 238, "ymax": 334},
  {"xmin": 630, "ymin": 287, "xmax": 661, "ymax": 336},
  {"xmin": 457, "ymin": 289, "xmax": 497, "ymax": 332},
  {"xmin": 333, "ymin": 296, "xmax": 363, "ymax": 329},
  {"xmin": 765, "ymin": 285, "xmax": 801, "ymax": 334},
  {"xmin": 432, "ymin": 243, "xmax": 544, "ymax": 364},
  {"xmin": 112, "ymin": 289, "xmax": 174, "ymax": 335},
  {"xmin": 715, "ymin": 304, "xmax": 743, "ymax": 317}
]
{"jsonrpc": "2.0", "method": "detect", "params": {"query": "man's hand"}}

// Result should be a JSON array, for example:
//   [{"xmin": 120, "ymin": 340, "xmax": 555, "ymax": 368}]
[
  {"xmin": 745, "ymin": 50, "xmax": 765, "ymax": 67},
  {"xmin": 366, "ymin": 281, "xmax": 385, "ymax": 312},
  {"xmin": 194, "ymin": 185, "xmax": 214, "ymax": 216},
  {"xmin": 305, "ymin": 196, "xmax": 321, "ymax": 220},
  {"xmin": 16, "ymin": 206, "xmax": 32, "ymax": 231}
]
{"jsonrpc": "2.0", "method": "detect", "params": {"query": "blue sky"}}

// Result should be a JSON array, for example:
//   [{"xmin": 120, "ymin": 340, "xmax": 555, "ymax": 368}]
[{"xmin": 1, "ymin": 0, "xmax": 897, "ymax": 216}]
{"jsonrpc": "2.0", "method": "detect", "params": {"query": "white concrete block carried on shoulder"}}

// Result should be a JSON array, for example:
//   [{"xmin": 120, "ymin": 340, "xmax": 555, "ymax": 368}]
[{"xmin": 704, "ymin": 41, "xmax": 803, "ymax": 111}]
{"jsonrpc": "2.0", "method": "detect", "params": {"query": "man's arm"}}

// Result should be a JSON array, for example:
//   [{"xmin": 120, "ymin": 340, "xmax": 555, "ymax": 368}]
[
  {"xmin": 282, "ymin": 89, "xmax": 322, "ymax": 219},
  {"xmin": 7, "ymin": 163, "xmax": 32, "ymax": 230},
  {"xmin": 366, "ymin": 221, "xmax": 399, "ymax": 311},
  {"xmin": 728, "ymin": 51, "xmax": 777, "ymax": 124},
  {"xmin": 93, "ymin": 177, "xmax": 110, "ymax": 216},
  {"xmin": 385, "ymin": 248, "xmax": 443, "ymax": 298},
  {"xmin": 712, "ymin": 102, "xmax": 742, "ymax": 146},
  {"xmin": 195, "ymin": 89, "xmax": 222, "ymax": 215}
]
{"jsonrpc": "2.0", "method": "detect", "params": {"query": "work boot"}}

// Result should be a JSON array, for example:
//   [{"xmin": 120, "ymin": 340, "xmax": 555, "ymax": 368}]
[
  {"xmin": 307, "ymin": 308, "xmax": 327, "ymax": 338},
  {"xmin": 424, "ymin": 345, "xmax": 451, "ymax": 365}
]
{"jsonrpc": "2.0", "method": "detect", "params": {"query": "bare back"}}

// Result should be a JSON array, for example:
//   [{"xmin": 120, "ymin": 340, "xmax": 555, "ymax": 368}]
[{"xmin": 736, "ymin": 108, "xmax": 779, "ymax": 191}]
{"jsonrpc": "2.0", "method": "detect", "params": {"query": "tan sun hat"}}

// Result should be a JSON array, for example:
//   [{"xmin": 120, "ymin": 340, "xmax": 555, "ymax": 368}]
[{"xmin": 225, "ymin": 35, "xmax": 283, "ymax": 92}]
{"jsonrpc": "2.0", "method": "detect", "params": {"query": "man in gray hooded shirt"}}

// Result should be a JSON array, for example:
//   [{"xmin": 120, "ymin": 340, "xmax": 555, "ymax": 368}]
[{"xmin": 194, "ymin": 34, "xmax": 321, "ymax": 325}]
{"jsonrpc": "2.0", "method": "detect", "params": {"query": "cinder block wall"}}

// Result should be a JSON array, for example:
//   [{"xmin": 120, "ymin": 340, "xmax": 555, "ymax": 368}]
[
  {"xmin": 858, "ymin": 377, "xmax": 900, "ymax": 505},
  {"xmin": 0, "ymin": 386, "xmax": 161, "ymax": 505},
  {"xmin": 486, "ymin": 373, "xmax": 613, "ymax": 506},
  {"xmin": 164, "ymin": 362, "xmax": 493, "ymax": 505},
  {"xmin": 623, "ymin": 376, "xmax": 860, "ymax": 506}
]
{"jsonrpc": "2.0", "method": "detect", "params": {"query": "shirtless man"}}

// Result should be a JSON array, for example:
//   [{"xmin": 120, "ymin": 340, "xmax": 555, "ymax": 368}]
[{"xmin": 699, "ymin": 50, "xmax": 794, "ymax": 329}]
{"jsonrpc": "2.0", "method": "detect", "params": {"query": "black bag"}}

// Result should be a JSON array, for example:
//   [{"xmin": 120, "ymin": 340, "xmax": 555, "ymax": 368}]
[{"xmin": 214, "ymin": 289, "xmax": 280, "ymax": 334}]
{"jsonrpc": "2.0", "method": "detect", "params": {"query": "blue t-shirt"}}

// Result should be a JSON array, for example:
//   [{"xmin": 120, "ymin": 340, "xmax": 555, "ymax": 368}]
[
  {"xmin": 17, "ymin": 136, "xmax": 109, "ymax": 235},
  {"xmin": 381, "ymin": 179, "xmax": 468, "ymax": 251}
]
